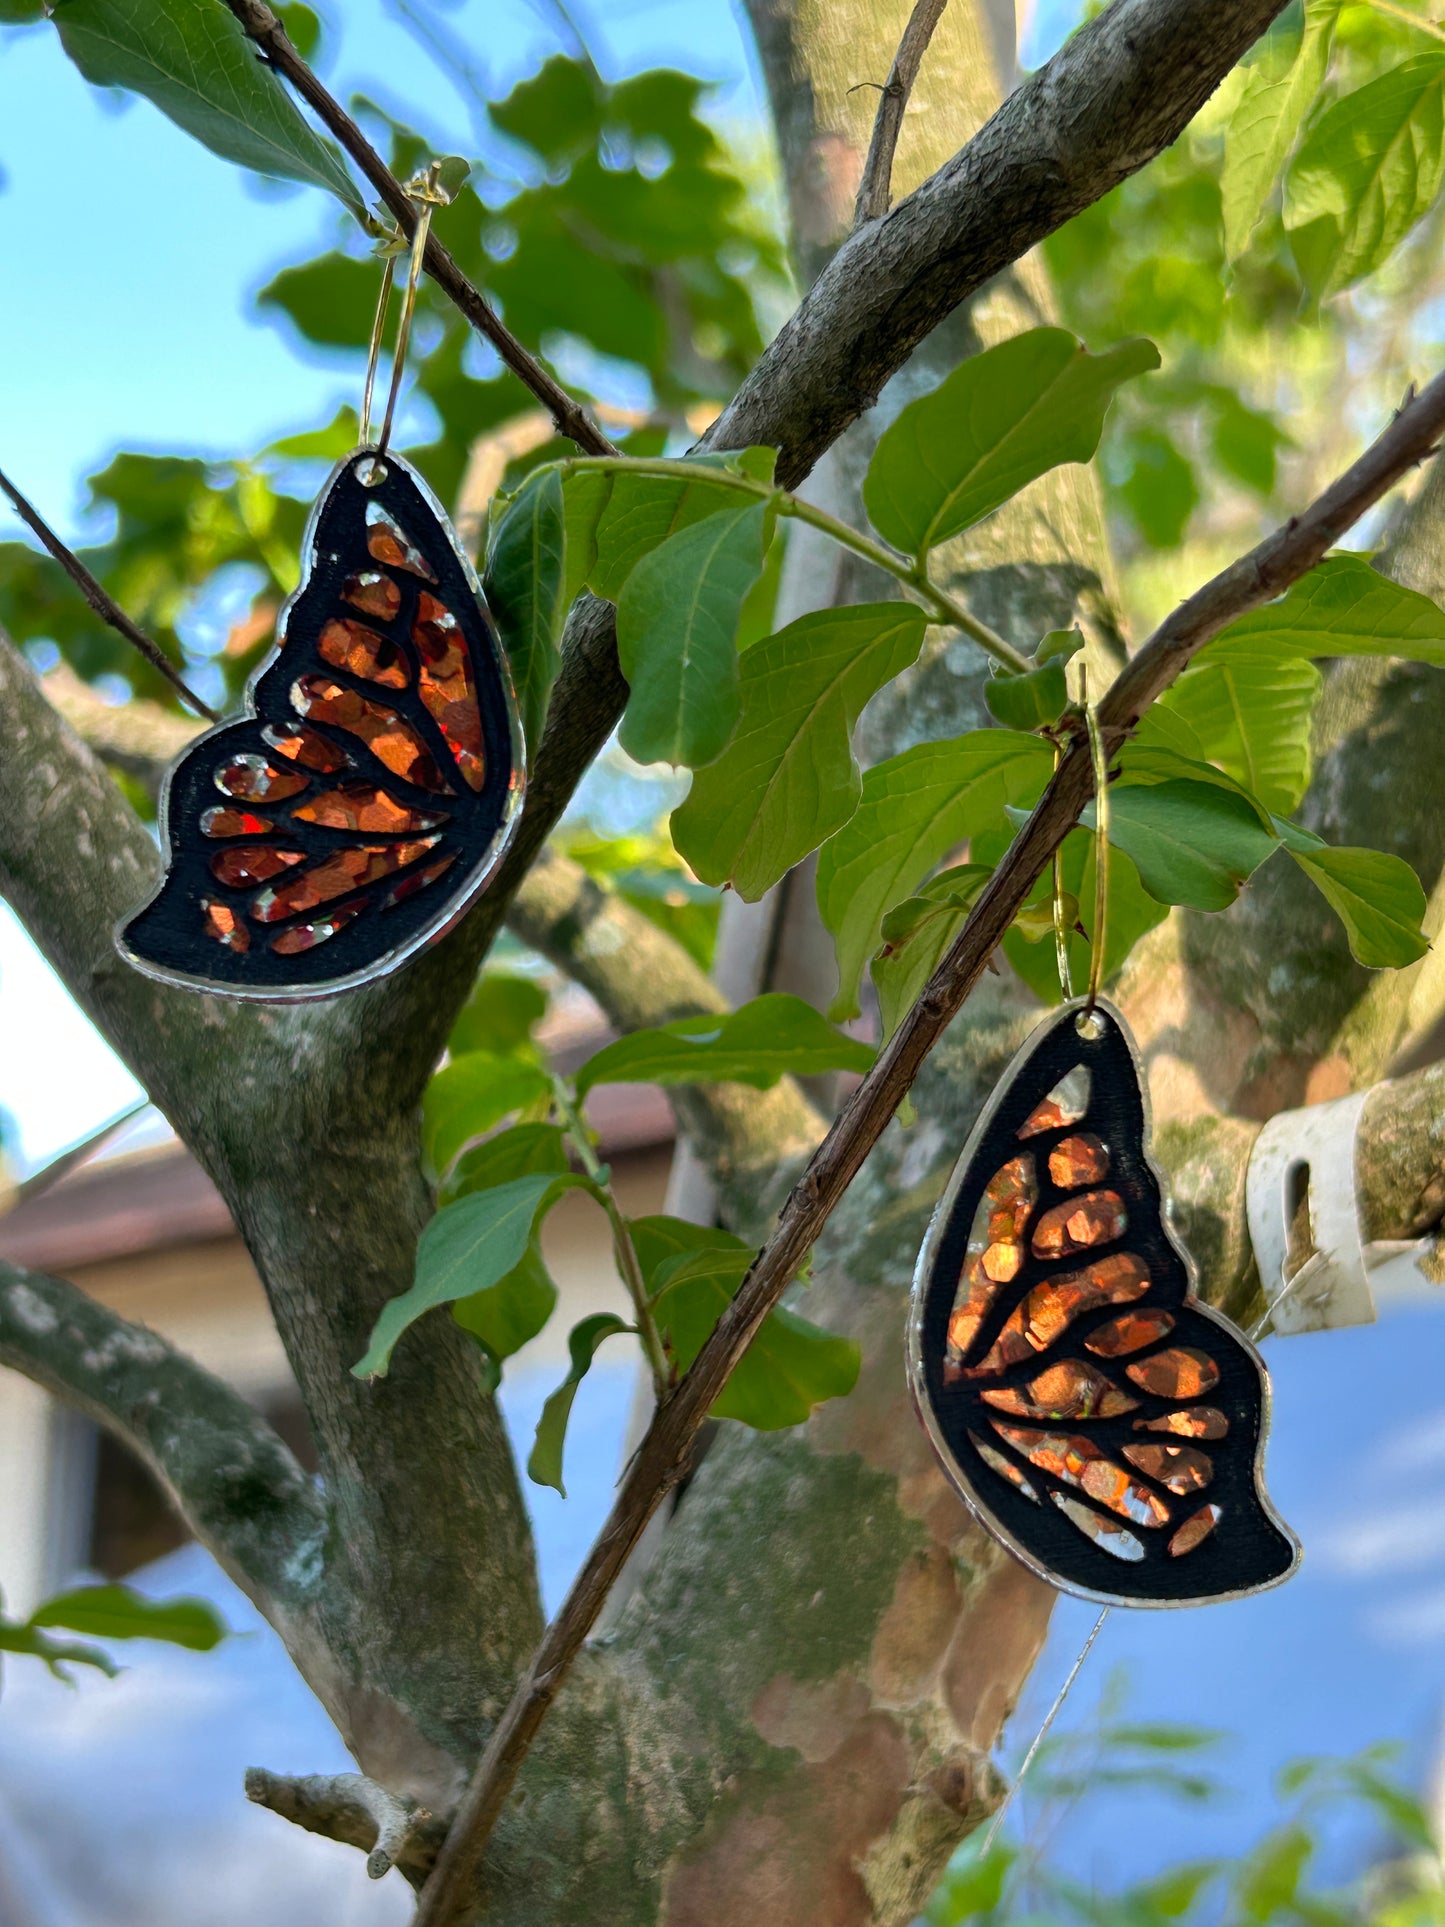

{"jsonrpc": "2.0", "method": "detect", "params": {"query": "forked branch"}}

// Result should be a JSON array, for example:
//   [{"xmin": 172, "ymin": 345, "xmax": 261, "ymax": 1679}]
[
  {"xmin": 414, "ymin": 373, "xmax": 1445, "ymax": 1925},
  {"xmin": 220, "ymin": 0, "xmax": 616, "ymax": 459},
  {"xmin": 854, "ymin": 0, "xmax": 951, "ymax": 225}
]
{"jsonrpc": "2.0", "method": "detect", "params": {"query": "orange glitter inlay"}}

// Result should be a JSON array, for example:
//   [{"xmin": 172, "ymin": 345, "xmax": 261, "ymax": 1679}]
[
  {"xmin": 1168, "ymin": 1503, "xmax": 1222, "ymax": 1557},
  {"xmin": 252, "ymin": 839, "xmax": 441, "ymax": 923},
  {"xmin": 210, "ymin": 846, "xmax": 306, "ymax": 888},
  {"xmin": 378, "ymin": 854, "xmax": 455, "ymax": 909},
  {"xmin": 366, "ymin": 503, "xmax": 436, "ymax": 580},
  {"xmin": 291, "ymin": 677, "xmax": 449, "ymax": 792},
  {"xmin": 981, "ymin": 1358, "xmax": 1137, "ymax": 1421},
  {"xmin": 201, "ymin": 899, "xmax": 250, "ymax": 952},
  {"xmin": 990, "ymin": 1424, "xmax": 1169, "ymax": 1528},
  {"xmin": 342, "ymin": 570, "xmax": 402, "ymax": 621},
  {"xmin": 1135, "ymin": 1406, "xmax": 1229, "ymax": 1440},
  {"xmin": 1049, "ymin": 1133, "xmax": 1110, "ymax": 1189},
  {"xmin": 968, "ymin": 1251, "xmax": 1151, "ymax": 1375},
  {"xmin": 1085, "ymin": 1309, "xmax": 1175, "ymax": 1358},
  {"xmin": 270, "ymin": 904, "xmax": 362, "ymax": 955},
  {"xmin": 1124, "ymin": 1347, "xmax": 1221, "ymax": 1401},
  {"xmin": 201, "ymin": 807, "xmax": 275, "ymax": 838},
  {"xmin": 263, "ymin": 722, "xmax": 350, "ymax": 772},
  {"xmin": 414, "ymin": 592, "xmax": 484, "ymax": 791},
  {"xmin": 1018, "ymin": 1066, "xmax": 1090, "ymax": 1138},
  {"xmin": 1123, "ymin": 1441, "xmax": 1213, "ymax": 1494},
  {"xmin": 291, "ymin": 786, "xmax": 449, "ymax": 834},
  {"xmin": 214, "ymin": 754, "xmax": 308, "ymax": 804},
  {"xmin": 319, "ymin": 617, "xmax": 409, "ymax": 690},
  {"xmin": 1032, "ymin": 1189, "xmax": 1127, "ymax": 1259},
  {"xmin": 945, "ymin": 1155, "xmax": 1038, "ymax": 1371}
]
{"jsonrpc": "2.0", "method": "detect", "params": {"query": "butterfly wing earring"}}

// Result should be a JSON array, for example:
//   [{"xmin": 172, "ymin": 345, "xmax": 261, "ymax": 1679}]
[
  {"xmin": 117, "ymin": 168, "xmax": 525, "ymax": 1000},
  {"xmin": 909, "ymin": 705, "xmax": 1300, "ymax": 1607}
]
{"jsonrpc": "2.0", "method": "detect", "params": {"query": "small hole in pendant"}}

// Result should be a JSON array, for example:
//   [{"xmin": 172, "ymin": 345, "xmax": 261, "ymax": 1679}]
[
  {"xmin": 356, "ymin": 458, "xmax": 389, "ymax": 488},
  {"xmin": 1075, "ymin": 1009, "xmax": 1106, "ymax": 1041}
]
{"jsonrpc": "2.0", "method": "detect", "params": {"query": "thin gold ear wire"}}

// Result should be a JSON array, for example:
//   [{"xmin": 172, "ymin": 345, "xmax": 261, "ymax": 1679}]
[
  {"xmin": 1051, "ymin": 738, "xmax": 1075, "ymax": 1003},
  {"xmin": 376, "ymin": 195, "xmax": 436, "ymax": 457},
  {"xmin": 1083, "ymin": 697, "xmax": 1110, "ymax": 1015},
  {"xmin": 359, "ymin": 255, "xmax": 396, "ymax": 452}
]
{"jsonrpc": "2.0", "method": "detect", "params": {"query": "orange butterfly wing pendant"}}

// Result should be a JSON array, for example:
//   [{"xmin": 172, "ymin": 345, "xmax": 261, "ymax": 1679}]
[
  {"xmin": 117, "ymin": 450, "xmax": 524, "ymax": 1000},
  {"xmin": 909, "ymin": 997, "xmax": 1299, "ymax": 1606}
]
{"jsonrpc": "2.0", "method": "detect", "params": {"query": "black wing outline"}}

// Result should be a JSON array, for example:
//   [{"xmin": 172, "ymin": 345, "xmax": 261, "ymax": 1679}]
[
  {"xmin": 116, "ymin": 449, "xmax": 524, "ymax": 1001},
  {"xmin": 908, "ymin": 996, "xmax": 1300, "ymax": 1607}
]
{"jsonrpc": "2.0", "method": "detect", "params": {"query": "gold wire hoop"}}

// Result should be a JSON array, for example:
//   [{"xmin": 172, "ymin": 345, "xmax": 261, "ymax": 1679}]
[
  {"xmin": 1051, "ymin": 738, "xmax": 1075, "ymax": 1003},
  {"xmin": 358, "ymin": 166, "xmax": 450, "ymax": 464},
  {"xmin": 1083, "ymin": 698, "xmax": 1110, "ymax": 1015}
]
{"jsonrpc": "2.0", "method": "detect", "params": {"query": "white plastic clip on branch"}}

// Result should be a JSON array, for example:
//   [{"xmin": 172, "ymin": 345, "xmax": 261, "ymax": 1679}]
[{"xmin": 1245, "ymin": 1089, "xmax": 1374, "ymax": 1335}]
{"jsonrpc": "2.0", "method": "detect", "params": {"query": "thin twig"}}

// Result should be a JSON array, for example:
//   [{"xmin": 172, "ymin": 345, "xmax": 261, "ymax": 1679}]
[
  {"xmin": 0, "ymin": 468, "xmax": 220, "ymax": 722},
  {"xmin": 221, "ymin": 0, "xmax": 617, "ymax": 459},
  {"xmin": 855, "ymin": 0, "xmax": 950, "ymax": 226},
  {"xmin": 412, "ymin": 371, "xmax": 1445, "ymax": 1927}
]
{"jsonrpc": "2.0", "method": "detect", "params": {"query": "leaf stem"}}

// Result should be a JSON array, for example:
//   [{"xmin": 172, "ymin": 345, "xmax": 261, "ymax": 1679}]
[
  {"xmin": 559, "ymin": 456, "xmax": 1034, "ymax": 674},
  {"xmin": 1358, "ymin": 0, "xmax": 1445, "ymax": 39},
  {"xmin": 550, "ymin": 1076, "xmax": 670, "ymax": 1397}
]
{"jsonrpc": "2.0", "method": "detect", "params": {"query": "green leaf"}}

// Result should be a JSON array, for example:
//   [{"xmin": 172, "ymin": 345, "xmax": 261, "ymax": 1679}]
[
  {"xmin": 439, "ymin": 1122, "xmax": 570, "ymax": 1206},
  {"xmin": 355, "ymin": 1173, "xmax": 583, "ymax": 1377},
  {"xmin": 863, "ymin": 327, "xmax": 1160, "ymax": 557},
  {"xmin": 1286, "ymin": 51, "xmax": 1445, "ymax": 296},
  {"xmin": 448, "ymin": 973, "xmax": 547, "ymax": 1061},
  {"xmin": 1235, "ymin": 1823, "xmax": 1312, "ymax": 1916},
  {"xmin": 982, "ymin": 828, "xmax": 1168, "ymax": 1006},
  {"xmin": 1274, "ymin": 820, "xmax": 1430, "ymax": 966},
  {"xmin": 1222, "ymin": 1, "xmax": 1340, "ymax": 261},
  {"xmin": 1161, "ymin": 654, "xmax": 1322, "ymax": 813},
  {"xmin": 486, "ymin": 467, "xmax": 566, "ymax": 752},
  {"xmin": 421, "ymin": 1053, "xmax": 552, "ymax": 1179},
  {"xmin": 575, "ymin": 993, "xmax": 873, "ymax": 1097},
  {"xmin": 527, "ymin": 1313, "xmax": 632, "ymax": 1496},
  {"xmin": 1037, "ymin": 626, "xmax": 1086, "ymax": 665},
  {"xmin": 585, "ymin": 450, "xmax": 777, "ymax": 602},
  {"xmin": 30, "ymin": 1584, "xmax": 225, "ymax": 1651},
  {"xmin": 1116, "ymin": 425, "xmax": 1199, "ymax": 549},
  {"xmin": 671, "ymin": 603, "xmax": 926, "ymax": 899},
  {"xmin": 617, "ymin": 500, "xmax": 771, "ymax": 768},
  {"xmin": 1208, "ymin": 553, "xmax": 1445, "ymax": 663},
  {"xmin": 871, "ymin": 864, "xmax": 992, "ymax": 1040},
  {"xmin": 647, "ymin": 1245, "xmax": 860, "ymax": 1429},
  {"xmin": 0, "ymin": 1619, "xmax": 117, "ymax": 1680},
  {"xmin": 52, "ymin": 0, "xmax": 362, "ymax": 212},
  {"xmin": 816, "ymin": 730, "xmax": 1053, "ymax": 1019},
  {"xmin": 491, "ymin": 53, "xmax": 602, "ymax": 164},
  {"xmin": 1086, "ymin": 779, "xmax": 1280, "ymax": 910},
  {"xmin": 983, "ymin": 659, "xmax": 1069, "ymax": 730},
  {"xmin": 452, "ymin": 1237, "xmax": 558, "ymax": 1374}
]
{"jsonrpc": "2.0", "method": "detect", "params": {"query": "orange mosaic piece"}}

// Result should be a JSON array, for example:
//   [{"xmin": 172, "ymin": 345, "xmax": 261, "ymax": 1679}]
[
  {"xmin": 270, "ymin": 905, "xmax": 362, "ymax": 956},
  {"xmin": 366, "ymin": 502, "xmax": 436, "ymax": 580},
  {"xmin": 1168, "ymin": 1503, "xmax": 1222, "ymax": 1557},
  {"xmin": 945, "ymin": 1154, "xmax": 1038, "ymax": 1370},
  {"xmin": 1049, "ymin": 1133, "xmax": 1110, "ymax": 1189},
  {"xmin": 1017, "ymin": 1065, "xmax": 1090, "ymax": 1138},
  {"xmin": 251, "ymin": 839, "xmax": 441, "ymax": 924},
  {"xmin": 214, "ymin": 754, "xmax": 308, "ymax": 804},
  {"xmin": 1135, "ymin": 1406, "xmax": 1229, "ymax": 1440},
  {"xmin": 991, "ymin": 1424, "xmax": 1170, "ymax": 1528},
  {"xmin": 980, "ymin": 1358, "xmax": 1138, "ymax": 1421},
  {"xmin": 201, "ymin": 899, "xmax": 250, "ymax": 952},
  {"xmin": 291, "ymin": 677, "xmax": 450, "ymax": 792},
  {"xmin": 969, "ymin": 1251, "xmax": 1151, "ymax": 1374},
  {"xmin": 341, "ymin": 570, "xmax": 402, "ymax": 621},
  {"xmin": 1124, "ymin": 1347, "xmax": 1221, "ymax": 1401},
  {"xmin": 210, "ymin": 846, "xmax": 306, "ymax": 888},
  {"xmin": 201, "ymin": 808, "xmax": 275, "ymax": 838},
  {"xmin": 378, "ymin": 854, "xmax": 456, "ymax": 909},
  {"xmin": 319, "ymin": 617, "xmax": 409, "ymax": 690},
  {"xmin": 1031, "ymin": 1189, "xmax": 1127, "ymax": 1259},
  {"xmin": 414, "ymin": 592, "xmax": 485, "ymax": 791},
  {"xmin": 1123, "ymin": 1441, "xmax": 1213, "ymax": 1494},
  {"xmin": 1084, "ymin": 1309, "xmax": 1175, "ymax": 1358},
  {"xmin": 291, "ymin": 785, "xmax": 449, "ymax": 835},
  {"xmin": 262, "ymin": 722, "xmax": 350, "ymax": 772}
]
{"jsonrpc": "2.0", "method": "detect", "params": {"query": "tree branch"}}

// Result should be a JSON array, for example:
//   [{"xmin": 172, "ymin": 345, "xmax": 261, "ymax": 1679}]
[
  {"xmin": 413, "ymin": 367, "xmax": 1445, "ymax": 1925},
  {"xmin": 220, "ymin": 0, "xmax": 615, "ymax": 458},
  {"xmin": 854, "ymin": 0, "xmax": 951, "ymax": 225},
  {"xmin": 245, "ymin": 1768, "xmax": 446, "ymax": 1885},
  {"xmin": 0, "ymin": 465, "xmax": 219, "ymax": 721},
  {"xmin": 0, "ymin": 1260, "xmax": 326, "ymax": 1638},
  {"xmin": 717, "ymin": 0, "xmax": 1292, "ymax": 488}
]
